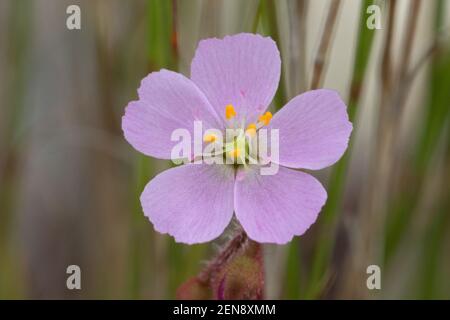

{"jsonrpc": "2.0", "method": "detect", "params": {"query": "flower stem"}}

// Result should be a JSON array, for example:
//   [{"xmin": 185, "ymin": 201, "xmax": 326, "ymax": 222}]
[{"xmin": 197, "ymin": 228, "xmax": 248, "ymax": 285}]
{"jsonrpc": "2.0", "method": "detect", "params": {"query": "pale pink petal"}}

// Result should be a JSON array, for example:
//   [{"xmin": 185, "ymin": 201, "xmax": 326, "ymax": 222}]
[
  {"xmin": 269, "ymin": 89, "xmax": 352, "ymax": 170},
  {"xmin": 141, "ymin": 164, "xmax": 235, "ymax": 244},
  {"xmin": 234, "ymin": 166, "xmax": 327, "ymax": 244},
  {"xmin": 122, "ymin": 69, "xmax": 222, "ymax": 160},
  {"xmin": 191, "ymin": 33, "xmax": 281, "ymax": 124}
]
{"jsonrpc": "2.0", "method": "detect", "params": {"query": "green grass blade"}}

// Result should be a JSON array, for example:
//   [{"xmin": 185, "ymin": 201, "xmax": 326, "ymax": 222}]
[{"xmin": 306, "ymin": 0, "xmax": 378, "ymax": 298}]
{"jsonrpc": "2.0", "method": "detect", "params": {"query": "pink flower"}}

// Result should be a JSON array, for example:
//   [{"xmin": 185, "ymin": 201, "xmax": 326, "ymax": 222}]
[{"xmin": 122, "ymin": 33, "xmax": 352, "ymax": 244}]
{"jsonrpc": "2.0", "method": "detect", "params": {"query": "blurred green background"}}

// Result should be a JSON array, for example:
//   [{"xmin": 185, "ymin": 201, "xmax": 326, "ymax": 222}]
[{"xmin": 0, "ymin": 0, "xmax": 449, "ymax": 299}]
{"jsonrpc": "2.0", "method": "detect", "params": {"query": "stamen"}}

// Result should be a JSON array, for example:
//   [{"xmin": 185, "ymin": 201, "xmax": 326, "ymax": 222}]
[
  {"xmin": 225, "ymin": 104, "xmax": 237, "ymax": 120},
  {"xmin": 228, "ymin": 148, "xmax": 241, "ymax": 158},
  {"xmin": 258, "ymin": 111, "xmax": 272, "ymax": 126},
  {"xmin": 203, "ymin": 134, "xmax": 217, "ymax": 143},
  {"xmin": 245, "ymin": 123, "xmax": 257, "ymax": 136}
]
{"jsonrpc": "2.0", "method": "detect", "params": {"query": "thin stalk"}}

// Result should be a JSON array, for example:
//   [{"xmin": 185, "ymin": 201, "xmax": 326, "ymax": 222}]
[
  {"xmin": 285, "ymin": 238, "xmax": 301, "ymax": 298},
  {"xmin": 384, "ymin": 0, "xmax": 450, "ymax": 264},
  {"xmin": 349, "ymin": 0, "xmax": 397, "ymax": 298},
  {"xmin": 287, "ymin": 0, "xmax": 309, "ymax": 96},
  {"xmin": 306, "ymin": 0, "xmax": 378, "ymax": 298},
  {"xmin": 310, "ymin": 0, "xmax": 342, "ymax": 89},
  {"xmin": 127, "ymin": 0, "xmax": 177, "ymax": 298},
  {"xmin": 0, "ymin": 0, "xmax": 32, "ymax": 299},
  {"xmin": 397, "ymin": 0, "xmax": 421, "ymax": 84},
  {"xmin": 359, "ymin": 0, "xmax": 426, "ymax": 297},
  {"xmin": 260, "ymin": 0, "xmax": 287, "ymax": 109},
  {"xmin": 283, "ymin": 0, "xmax": 309, "ymax": 299},
  {"xmin": 417, "ymin": 151, "xmax": 450, "ymax": 298},
  {"xmin": 379, "ymin": 0, "xmax": 396, "ymax": 112},
  {"xmin": 251, "ymin": 0, "xmax": 263, "ymax": 34}
]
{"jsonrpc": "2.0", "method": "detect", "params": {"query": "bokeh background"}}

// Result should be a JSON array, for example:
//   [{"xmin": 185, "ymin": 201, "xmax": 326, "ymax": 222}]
[{"xmin": 0, "ymin": 0, "xmax": 449, "ymax": 299}]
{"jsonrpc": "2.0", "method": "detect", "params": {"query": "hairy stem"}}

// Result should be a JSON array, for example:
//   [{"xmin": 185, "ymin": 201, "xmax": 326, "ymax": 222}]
[{"xmin": 197, "ymin": 228, "xmax": 248, "ymax": 285}]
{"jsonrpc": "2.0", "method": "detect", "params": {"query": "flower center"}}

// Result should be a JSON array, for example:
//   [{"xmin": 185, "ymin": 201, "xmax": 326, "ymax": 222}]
[{"xmin": 203, "ymin": 104, "xmax": 273, "ymax": 166}]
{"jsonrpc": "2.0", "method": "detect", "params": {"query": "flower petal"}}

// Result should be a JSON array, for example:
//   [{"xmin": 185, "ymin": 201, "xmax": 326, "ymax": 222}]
[
  {"xmin": 269, "ymin": 89, "xmax": 352, "ymax": 170},
  {"xmin": 191, "ymin": 33, "xmax": 281, "ymax": 124},
  {"xmin": 122, "ymin": 69, "xmax": 222, "ymax": 160},
  {"xmin": 234, "ymin": 166, "xmax": 327, "ymax": 244},
  {"xmin": 141, "ymin": 164, "xmax": 235, "ymax": 244}
]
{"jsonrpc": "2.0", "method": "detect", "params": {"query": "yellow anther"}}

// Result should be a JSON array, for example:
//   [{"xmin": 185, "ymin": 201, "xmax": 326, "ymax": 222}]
[
  {"xmin": 228, "ymin": 148, "xmax": 241, "ymax": 158},
  {"xmin": 258, "ymin": 111, "xmax": 272, "ymax": 126},
  {"xmin": 225, "ymin": 104, "xmax": 237, "ymax": 120},
  {"xmin": 245, "ymin": 123, "xmax": 257, "ymax": 136},
  {"xmin": 203, "ymin": 134, "xmax": 217, "ymax": 143}
]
